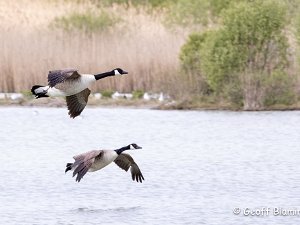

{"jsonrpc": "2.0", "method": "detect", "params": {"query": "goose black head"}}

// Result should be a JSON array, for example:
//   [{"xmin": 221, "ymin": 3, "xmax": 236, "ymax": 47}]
[
  {"xmin": 129, "ymin": 143, "xmax": 142, "ymax": 150},
  {"xmin": 115, "ymin": 143, "xmax": 142, "ymax": 155},
  {"xmin": 113, "ymin": 68, "xmax": 128, "ymax": 75}
]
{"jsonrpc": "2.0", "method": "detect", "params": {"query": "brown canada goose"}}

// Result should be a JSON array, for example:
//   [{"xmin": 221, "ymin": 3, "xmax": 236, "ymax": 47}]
[
  {"xmin": 65, "ymin": 143, "xmax": 144, "ymax": 183},
  {"xmin": 31, "ymin": 68, "xmax": 128, "ymax": 118}
]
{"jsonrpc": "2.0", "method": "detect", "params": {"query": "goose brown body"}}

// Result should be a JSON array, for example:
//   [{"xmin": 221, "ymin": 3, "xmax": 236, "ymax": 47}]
[{"xmin": 65, "ymin": 144, "xmax": 144, "ymax": 183}]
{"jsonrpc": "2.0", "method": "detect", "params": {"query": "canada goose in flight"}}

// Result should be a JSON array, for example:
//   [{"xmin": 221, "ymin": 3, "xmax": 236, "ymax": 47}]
[
  {"xmin": 31, "ymin": 68, "xmax": 128, "ymax": 118},
  {"xmin": 65, "ymin": 143, "xmax": 144, "ymax": 183}
]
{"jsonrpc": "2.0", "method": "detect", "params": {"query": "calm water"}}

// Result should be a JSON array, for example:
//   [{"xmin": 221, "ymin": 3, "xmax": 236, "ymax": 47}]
[{"xmin": 0, "ymin": 107, "xmax": 300, "ymax": 225}]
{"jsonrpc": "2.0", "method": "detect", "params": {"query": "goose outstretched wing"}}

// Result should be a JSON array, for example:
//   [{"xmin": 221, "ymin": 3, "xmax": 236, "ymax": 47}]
[
  {"xmin": 72, "ymin": 150, "xmax": 103, "ymax": 182},
  {"xmin": 48, "ymin": 69, "xmax": 80, "ymax": 87},
  {"xmin": 114, "ymin": 153, "xmax": 144, "ymax": 183},
  {"xmin": 66, "ymin": 88, "xmax": 91, "ymax": 118}
]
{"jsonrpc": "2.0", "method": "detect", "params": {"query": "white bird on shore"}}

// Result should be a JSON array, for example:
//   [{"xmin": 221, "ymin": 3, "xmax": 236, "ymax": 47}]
[
  {"xmin": 159, "ymin": 92, "xmax": 164, "ymax": 102},
  {"xmin": 31, "ymin": 68, "xmax": 128, "ymax": 118},
  {"xmin": 65, "ymin": 143, "xmax": 144, "ymax": 183},
  {"xmin": 143, "ymin": 92, "xmax": 150, "ymax": 101}
]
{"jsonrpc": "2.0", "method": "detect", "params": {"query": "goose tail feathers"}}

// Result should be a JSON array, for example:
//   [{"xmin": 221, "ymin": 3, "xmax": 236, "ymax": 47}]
[
  {"xmin": 65, "ymin": 163, "xmax": 73, "ymax": 173},
  {"xmin": 31, "ymin": 85, "xmax": 49, "ymax": 98}
]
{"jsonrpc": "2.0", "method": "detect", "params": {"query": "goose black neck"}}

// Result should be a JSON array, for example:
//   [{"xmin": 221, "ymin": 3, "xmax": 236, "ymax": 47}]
[
  {"xmin": 94, "ymin": 71, "xmax": 114, "ymax": 80},
  {"xmin": 115, "ymin": 146, "xmax": 129, "ymax": 155}
]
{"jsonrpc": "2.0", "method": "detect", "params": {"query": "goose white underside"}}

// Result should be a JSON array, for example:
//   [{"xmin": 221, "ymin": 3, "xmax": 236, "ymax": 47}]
[
  {"xmin": 47, "ymin": 87, "xmax": 66, "ymax": 97},
  {"xmin": 90, "ymin": 150, "xmax": 118, "ymax": 172},
  {"xmin": 72, "ymin": 150, "xmax": 118, "ymax": 173},
  {"xmin": 47, "ymin": 75, "xmax": 96, "ymax": 97}
]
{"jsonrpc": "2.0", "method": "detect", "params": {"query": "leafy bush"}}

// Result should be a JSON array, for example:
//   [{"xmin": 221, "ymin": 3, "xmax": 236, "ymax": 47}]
[
  {"xmin": 179, "ymin": 0, "xmax": 294, "ymax": 108},
  {"xmin": 101, "ymin": 90, "xmax": 114, "ymax": 98},
  {"xmin": 180, "ymin": 33, "xmax": 206, "ymax": 73},
  {"xmin": 52, "ymin": 10, "xmax": 120, "ymax": 32},
  {"xmin": 263, "ymin": 71, "xmax": 296, "ymax": 106},
  {"xmin": 179, "ymin": 32, "xmax": 212, "ymax": 95},
  {"xmin": 132, "ymin": 90, "xmax": 144, "ymax": 99},
  {"xmin": 222, "ymin": 80, "xmax": 243, "ymax": 107},
  {"xmin": 207, "ymin": 0, "xmax": 288, "ymax": 88}
]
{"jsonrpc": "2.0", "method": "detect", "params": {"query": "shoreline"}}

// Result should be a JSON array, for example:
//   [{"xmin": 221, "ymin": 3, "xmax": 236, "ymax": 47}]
[
  {"xmin": 0, "ymin": 97, "xmax": 161, "ymax": 110},
  {"xmin": 1, "ymin": 97, "xmax": 300, "ymax": 111}
]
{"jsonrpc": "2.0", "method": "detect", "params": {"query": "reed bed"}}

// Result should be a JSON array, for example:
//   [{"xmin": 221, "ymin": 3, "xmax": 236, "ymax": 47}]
[{"xmin": 0, "ymin": 0, "xmax": 187, "ymax": 95}]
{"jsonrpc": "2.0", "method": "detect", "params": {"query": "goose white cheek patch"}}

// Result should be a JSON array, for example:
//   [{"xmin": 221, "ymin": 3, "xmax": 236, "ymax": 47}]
[{"xmin": 114, "ymin": 70, "xmax": 121, "ymax": 75}]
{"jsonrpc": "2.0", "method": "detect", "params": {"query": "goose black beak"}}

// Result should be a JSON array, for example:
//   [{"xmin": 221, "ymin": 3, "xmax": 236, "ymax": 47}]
[
  {"xmin": 122, "ymin": 70, "xmax": 128, "ymax": 75},
  {"xmin": 136, "ymin": 145, "xmax": 142, "ymax": 149}
]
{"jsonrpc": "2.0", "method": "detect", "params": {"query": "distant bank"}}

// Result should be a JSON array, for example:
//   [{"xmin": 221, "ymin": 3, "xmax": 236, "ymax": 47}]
[{"xmin": 1, "ymin": 92, "xmax": 300, "ymax": 111}]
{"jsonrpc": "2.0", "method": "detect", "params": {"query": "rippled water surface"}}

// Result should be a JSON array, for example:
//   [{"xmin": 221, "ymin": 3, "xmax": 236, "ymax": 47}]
[{"xmin": 1, "ymin": 107, "xmax": 300, "ymax": 225}]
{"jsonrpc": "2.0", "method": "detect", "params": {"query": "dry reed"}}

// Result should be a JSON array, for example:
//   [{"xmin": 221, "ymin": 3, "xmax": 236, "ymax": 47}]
[{"xmin": 0, "ymin": 0, "xmax": 187, "ymax": 95}]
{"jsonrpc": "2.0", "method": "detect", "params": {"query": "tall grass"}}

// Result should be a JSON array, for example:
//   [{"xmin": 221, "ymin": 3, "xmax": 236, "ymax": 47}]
[{"xmin": 0, "ymin": 0, "xmax": 186, "ymax": 95}]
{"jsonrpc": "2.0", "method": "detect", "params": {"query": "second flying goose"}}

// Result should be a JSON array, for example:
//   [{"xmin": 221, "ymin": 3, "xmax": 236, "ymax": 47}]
[{"xmin": 65, "ymin": 143, "xmax": 144, "ymax": 183}]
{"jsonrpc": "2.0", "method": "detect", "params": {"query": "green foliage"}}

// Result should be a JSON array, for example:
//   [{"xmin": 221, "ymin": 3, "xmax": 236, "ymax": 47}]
[
  {"xmin": 132, "ymin": 90, "xmax": 144, "ymax": 99},
  {"xmin": 205, "ymin": 0, "xmax": 288, "ymax": 90},
  {"xmin": 101, "ymin": 90, "xmax": 114, "ymax": 98},
  {"xmin": 88, "ymin": 0, "xmax": 240, "ymax": 25},
  {"xmin": 180, "ymin": 33, "xmax": 206, "ymax": 72},
  {"xmin": 52, "ymin": 10, "xmax": 120, "ymax": 32},
  {"xmin": 200, "ymin": 29, "xmax": 239, "ymax": 91},
  {"xmin": 167, "ymin": 0, "xmax": 239, "ymax": 26},
  {"xmin": 222, "ymin": 80, "xmax": 243, "ymax": 107},
  {"xmin": 179, "ymin": 0, "xmax": 294, "ymax": 108},
  {"xmin": 263, "ymin": 71, "xmax": 296, "ymax": 106},
  {"xmin": 92, "ymin": 0, "xmax": 174, "ymax": 8},
  {"xmin": 20, "ymin": 90, "xmax": 33, "ymax": 98},
  {"xmin": 167, "ymin": 0, "xmax": 210, "ymax": 25},
  {"xmin": 209, "ymin": 0, "xmax": 234, "ymax": 16},
  {"xmin": 179, "ymin": 32, "xmax": 213, "ymax": 95}
]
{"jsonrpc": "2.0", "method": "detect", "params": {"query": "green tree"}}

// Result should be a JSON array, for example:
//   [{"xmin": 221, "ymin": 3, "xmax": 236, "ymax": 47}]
[
  {"xmin": 180, "ymin": 32, "xmax": 211, "ymax": 95},
  {"xmin": 180, "ymin": 0, "xmax": 294, "ymax": 109}
]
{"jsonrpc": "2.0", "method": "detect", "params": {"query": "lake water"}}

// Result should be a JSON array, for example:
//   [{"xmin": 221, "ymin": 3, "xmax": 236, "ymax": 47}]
[{"xmin": 0, "ymin": 107, "xmax": 300, "ymax": 225}]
